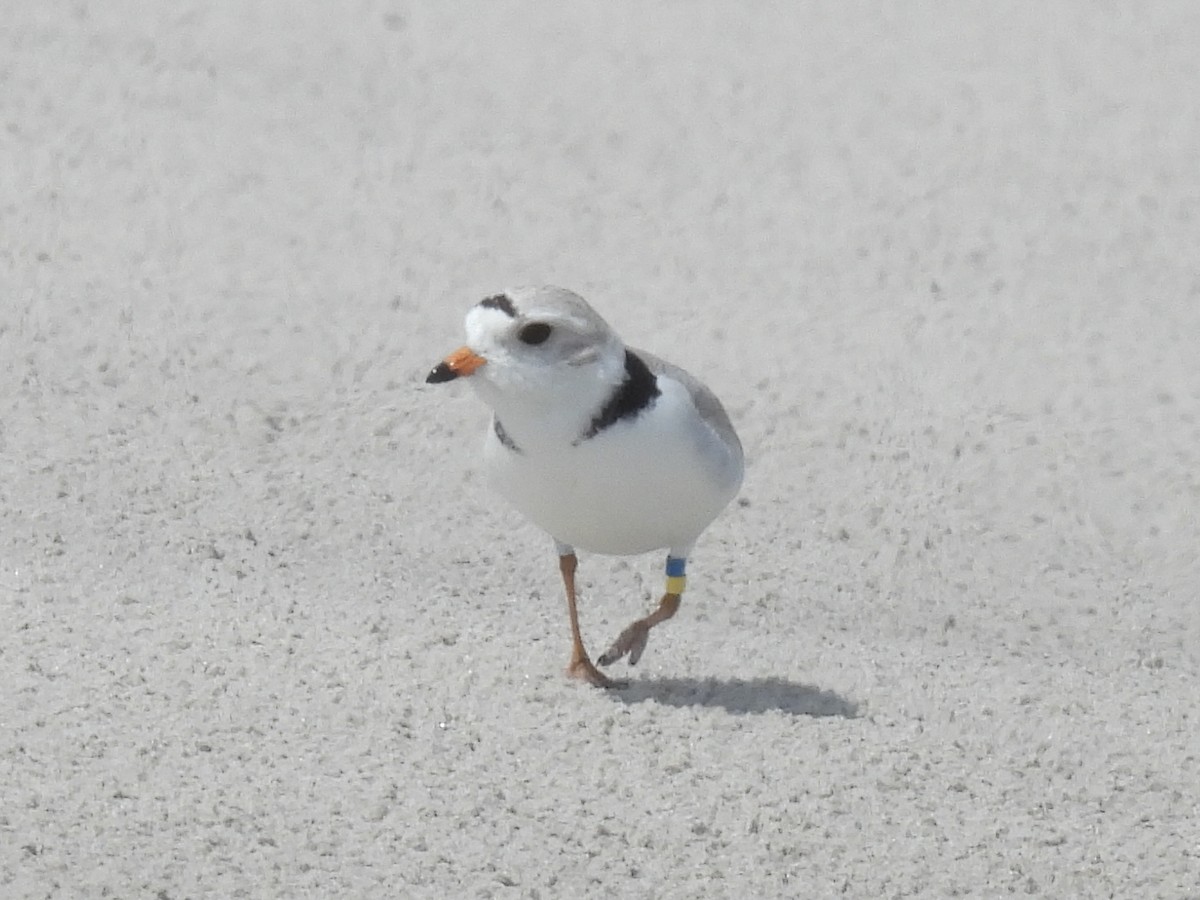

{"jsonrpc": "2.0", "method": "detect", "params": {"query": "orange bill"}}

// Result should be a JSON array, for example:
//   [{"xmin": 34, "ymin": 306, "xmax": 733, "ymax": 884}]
[{"xmin": 426, "ymin": 346, "xmax": 487, "ymax": 383}]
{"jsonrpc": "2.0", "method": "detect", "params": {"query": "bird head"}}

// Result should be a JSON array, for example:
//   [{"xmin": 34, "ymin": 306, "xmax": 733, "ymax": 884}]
[{"xmin": 426, "ymin": 287, "xmax": 627, "ymax": 427}]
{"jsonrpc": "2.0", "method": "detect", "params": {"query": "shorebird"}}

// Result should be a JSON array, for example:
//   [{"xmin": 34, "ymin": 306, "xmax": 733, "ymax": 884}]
[{"xmin": 426, "ymin": 286, "xmax": 743, "ymax": 687}]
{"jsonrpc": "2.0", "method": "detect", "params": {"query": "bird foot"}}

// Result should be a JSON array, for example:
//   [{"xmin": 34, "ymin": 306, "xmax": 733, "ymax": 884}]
[
  {"xmin": 597, "ymin": 620, "xmax": 650, "ymax": 667},
  {"xmin": 566, "ymin": 654, "xmax": 624, "ymax": 689}
]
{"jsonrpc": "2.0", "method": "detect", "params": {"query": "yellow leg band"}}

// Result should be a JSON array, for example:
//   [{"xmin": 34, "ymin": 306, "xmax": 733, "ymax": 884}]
[{"xmin": 665, "ymin": 575, "xmax": 687, "ymax": 595}]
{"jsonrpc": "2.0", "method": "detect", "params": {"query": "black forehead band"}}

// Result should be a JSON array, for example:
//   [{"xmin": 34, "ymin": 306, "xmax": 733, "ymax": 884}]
[{"xmin": 479, "ymin": 293, "xmax": 517, "ymax": 317}]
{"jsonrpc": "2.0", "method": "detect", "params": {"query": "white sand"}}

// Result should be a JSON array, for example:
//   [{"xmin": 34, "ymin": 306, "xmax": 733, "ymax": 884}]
[{"xmin": 3, "ymin": 3, "xmax": 1198, "ymax": 897}]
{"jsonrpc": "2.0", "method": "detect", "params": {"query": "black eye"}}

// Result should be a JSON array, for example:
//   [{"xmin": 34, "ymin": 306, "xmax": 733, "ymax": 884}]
[{"xmin": 518, "ymin": 322, "xmax": 552, "ymax": 345}]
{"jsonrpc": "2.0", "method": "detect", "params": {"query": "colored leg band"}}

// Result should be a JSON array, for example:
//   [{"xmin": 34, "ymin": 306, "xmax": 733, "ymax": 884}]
[{"xmin": 665, "ymin": 557, "xmax": 686, "ymax": 594}]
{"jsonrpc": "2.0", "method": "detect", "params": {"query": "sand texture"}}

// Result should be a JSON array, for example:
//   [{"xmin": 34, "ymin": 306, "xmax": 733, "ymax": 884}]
[{"xmin": 3, "ymin": 3, "xmax": 1199, "ymax": 897}]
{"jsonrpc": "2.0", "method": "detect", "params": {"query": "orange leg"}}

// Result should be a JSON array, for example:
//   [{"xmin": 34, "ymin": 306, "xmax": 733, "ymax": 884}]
[
  {"xmin": 597, "ymin": 591, "xmax": 681, "ymax": 667},
  {"xmin": 559, "ymin": 552, "xmax": 619, "ymax": 688}
]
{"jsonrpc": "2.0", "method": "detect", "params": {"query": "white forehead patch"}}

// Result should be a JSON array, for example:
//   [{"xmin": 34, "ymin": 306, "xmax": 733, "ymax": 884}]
[{"xmin": 464, "ymin": 304, "xmax": 516, "ymax": 351}]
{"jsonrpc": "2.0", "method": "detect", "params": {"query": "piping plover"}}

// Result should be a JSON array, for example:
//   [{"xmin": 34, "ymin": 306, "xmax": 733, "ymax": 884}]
[{"xmin": 426, "ymin": 286, "xmax": 743, "ymax": 687}]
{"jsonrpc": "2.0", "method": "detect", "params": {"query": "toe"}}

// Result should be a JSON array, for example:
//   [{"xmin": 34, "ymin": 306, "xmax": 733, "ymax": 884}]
[
  {"xmin": 567, "ymin": 657, "xmax": 621, "ymax": 689},
  {"xmin": 598, "ymin": 622, "xmax": 649, "ymax": 667},
  {"xmin": 626, "ymin": 628, "xmax": 650, "ymax": 665}
]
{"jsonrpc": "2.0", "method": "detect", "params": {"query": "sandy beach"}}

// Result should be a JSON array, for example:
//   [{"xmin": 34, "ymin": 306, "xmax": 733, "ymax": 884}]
[{"xmin": 3, "ymin": 3, "xmax": 1198, "ymax": 896}]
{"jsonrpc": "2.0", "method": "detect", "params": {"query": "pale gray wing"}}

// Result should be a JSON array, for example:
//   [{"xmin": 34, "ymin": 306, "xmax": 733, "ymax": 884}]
[{"xmin": 631, "ymin": 346, "xmax": 744, "ymax": 466}]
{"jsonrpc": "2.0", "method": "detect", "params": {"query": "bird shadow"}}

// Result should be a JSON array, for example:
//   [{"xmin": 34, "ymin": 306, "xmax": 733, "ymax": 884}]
[{"xmin": 610, "ymin": 676, "xmax": 859, "ymax": 718}]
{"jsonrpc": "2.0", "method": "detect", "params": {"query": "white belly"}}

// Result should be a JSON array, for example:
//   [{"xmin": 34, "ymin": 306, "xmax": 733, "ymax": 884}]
[{"xmin": 482, "ymin": 381, "xmax": 742, "ymax": 556}]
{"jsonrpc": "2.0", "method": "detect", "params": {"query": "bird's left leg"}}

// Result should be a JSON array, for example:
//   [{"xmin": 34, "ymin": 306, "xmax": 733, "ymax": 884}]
[{"xmin": 597, "ymin": 556, "xmax": 686, "ymax": 666}]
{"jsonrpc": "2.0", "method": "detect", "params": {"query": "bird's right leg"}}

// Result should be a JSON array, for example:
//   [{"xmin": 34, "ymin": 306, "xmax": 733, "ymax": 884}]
[{"xmin": 557, "ymin": 547, "xmax": 620, "ymax": 689}]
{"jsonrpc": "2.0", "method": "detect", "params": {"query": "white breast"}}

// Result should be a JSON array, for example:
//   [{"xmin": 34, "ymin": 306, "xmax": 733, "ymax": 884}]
[{"xmin": 482, "ymin": 376, "xmax": 743, "ymax": 557}]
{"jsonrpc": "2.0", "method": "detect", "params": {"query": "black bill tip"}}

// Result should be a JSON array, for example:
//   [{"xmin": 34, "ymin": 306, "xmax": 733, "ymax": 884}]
[{"xmin": 426, "ymin": 362, "xmax": 459, "ymax": 384}]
